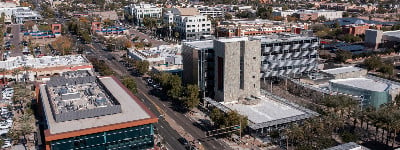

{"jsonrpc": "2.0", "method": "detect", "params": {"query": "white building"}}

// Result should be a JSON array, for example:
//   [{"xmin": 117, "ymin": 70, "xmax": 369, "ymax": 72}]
[
  {"xmin": 195, "ymin": 6, "xmax": 224, "ymax": 18},
  {"xmin": 0, "ymin": 5, "xmax": 42, "ymax": 24},
  {"xmin": 128, "ymin": 44, "xmax": 182, "ymax": 67},
  {"xmin": 124, "ymin": 3, "xmax": 162, "ymax": 26},
  {"xmin": 273, "ymin": 9, "xmax": 343, "ymax": 20},
  {"xmin": 164, "ymin": 8, "xmax": 211, "ymax": 40}
]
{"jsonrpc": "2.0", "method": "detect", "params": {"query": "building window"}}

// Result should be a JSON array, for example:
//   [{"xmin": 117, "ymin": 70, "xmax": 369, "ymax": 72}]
[{"xmin": 217, "ymin": 57, "xmax": 224, "ymax": 91}]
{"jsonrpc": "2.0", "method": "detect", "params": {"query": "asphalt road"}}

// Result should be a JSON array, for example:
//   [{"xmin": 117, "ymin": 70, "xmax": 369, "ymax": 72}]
[
  {"xmin": 85, "ymin": 42, "xmax": 230, "ymax": 150},
  {"xmin": 84, "ymin": 43, "xmax": 186, "ymax": 150},
  {"xmin": 10, "ymin": 24, "xmax": 22, "ymax": 57}
]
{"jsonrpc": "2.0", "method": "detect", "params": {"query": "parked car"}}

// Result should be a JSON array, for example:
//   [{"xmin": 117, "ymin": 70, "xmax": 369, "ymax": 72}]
[
  {"xmin": 178, "ymin": 138, "xmax": 188, "ymax": 145},
  {"xmin": 2, "ymin": 139, "xmax": 11, "ymax": 148}
]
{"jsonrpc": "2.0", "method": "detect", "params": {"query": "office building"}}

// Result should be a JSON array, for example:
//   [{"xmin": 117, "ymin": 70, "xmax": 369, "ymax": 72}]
[
  {"xmin": 163, "ymin": 8, "xmax": 211, "ymax": 40},
  {"xmin": 213, "ymin": 38, "xmax": 261, "ymax": 102},
  {"xmin": 182, "ymin": 34, "xmax": 319, "ymax": 98},
  {"xmin": 124, "ymin": 3, "xmax": 162, "ymax": 26},
  {"xmin": 251, "ymin": 34, "xmax": 319, "ymax": 78},
  {"xmin": 37, "ymin": 72, "xmax": 158, "ymax": 150}
]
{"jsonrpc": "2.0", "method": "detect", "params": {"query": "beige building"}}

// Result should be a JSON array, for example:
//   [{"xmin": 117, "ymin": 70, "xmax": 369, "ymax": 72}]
[{"xmin": 213, "ymin": 38, "xmax": 261, "ymax": 102}]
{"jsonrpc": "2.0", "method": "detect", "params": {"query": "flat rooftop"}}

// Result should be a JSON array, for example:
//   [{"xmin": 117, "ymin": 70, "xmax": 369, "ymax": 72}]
[
  {"xmin": 325, "ymin": 142, "xmax": 370, "ymax": 150},
  {"xmin": 41, "ymin": 76, "xmax": 151, "ymax": 134},
  {"xmin": 216, "ymin": 37, "xmax": 249, "ymax": 43},
  {"xmin": 330, "ymin": 77, "xmax": 400, "ymax": 92},
  {"xmin": 0, "ymin": 55, "xmax": 89, "ymax": 70},
  {"xmin": 223, "ymin": 96, "xmax": 305, "ymax": 124},
  {"xmin": 221, "ymin": 92, "xmax": 318, "ymax": 130},
  {"xmin": 183, "ymin": 40, "xmax": 214, "ymax": 49},
  {"xmin": 321, "ymin": 66, "xmax": 365, "ymax": 75},
  {"xmin": 250, "ymin": 34, "xmax": 317, "ymax": 43}
]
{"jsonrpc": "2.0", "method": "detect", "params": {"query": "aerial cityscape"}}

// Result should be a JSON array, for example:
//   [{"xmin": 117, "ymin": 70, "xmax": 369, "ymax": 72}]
[{"xmin": 0, "ymin": 0, "xmax": 400, "ymax": 149}]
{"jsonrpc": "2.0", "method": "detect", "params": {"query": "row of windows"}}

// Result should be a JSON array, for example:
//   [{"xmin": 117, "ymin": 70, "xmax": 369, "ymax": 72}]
[
  {"xmin": 50, "ymin": 124, "xmax": 153, "ymax": 150},
  {"xmin": 186, "ymin": 24, "xmax": 211, "ymax": 28},
  {"xmin": 268, "ymin": 64, "xmax": 315, "ymax": 71},
  {"xmin": 186, "ymin": 28, "xmax": 211, "ymax": 32}
]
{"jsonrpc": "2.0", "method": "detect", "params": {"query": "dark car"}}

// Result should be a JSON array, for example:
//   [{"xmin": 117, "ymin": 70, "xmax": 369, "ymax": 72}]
[{"xmin": 178, "ymin": 138, "xmax": 188, "ymax": 145}]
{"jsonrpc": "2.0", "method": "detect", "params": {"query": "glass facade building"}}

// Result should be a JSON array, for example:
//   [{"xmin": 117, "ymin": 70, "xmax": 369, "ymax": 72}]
[
  {"xmin": 330, "ymin": 81, "xmax": 391, "ymax": 109},
  {"xmin": 50, "ymin": 124, "xmax": 154, "ymax": 150}
]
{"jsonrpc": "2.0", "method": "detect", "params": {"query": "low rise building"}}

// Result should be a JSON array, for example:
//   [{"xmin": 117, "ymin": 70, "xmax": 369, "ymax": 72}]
[
  {"xmin": 215, "ymin": 19, "xmax": 305, "ymax": 37},
  {"xmin": 128, "ymin": 45, "xmax": 182, "ymax": 72},
  {"xmin": 320, "ymin": 66, "xmax": 367, "ymax": 79},
  {"xmin": 273, "ymin": 9, "xmax": 343, "ymax": 21},
  {"xmin": 37, "ymin": 72, "xmax": 157, "ymax": 150},
  {"xmin": 0, "ymin": 55, "xmax": 92, "ymax": 81},
  {"xmin": 0, "ymin": 5, "xmax": 42, "ymax": 24},
  {"xmin": 329, "ymin": 77, "xmax": 400, "ymax": 109},
  {"xmin": 195, "ymin": 5, "xmax": 224, "ymax": 18},
  {"xmin": 342, "ymin": 20, "xmax": 382, "ymax": 36}
]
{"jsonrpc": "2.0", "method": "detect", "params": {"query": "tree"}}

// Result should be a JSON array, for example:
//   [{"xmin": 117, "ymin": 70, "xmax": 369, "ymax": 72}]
[
  {"xmin": 335, "ymin": 50, "xmax": 352, "ymax": 63},
  {"xmin": 122, "ymin": 76, "xmax": 137, "ymax": 94},
  {"xmin": 378, "ymin": 64, "xmax": 394, "ymax": 77},
  {"xmin": 103, "ymin": 18, "xmax": 113, "ymax": 27},
  {"xmin": 51, "ymin": 36, "xmax": 72, "ymax": 55},
  {"xmin": 167, "ymin": 74, "xmax": 182, "ymax": 100},
  {"xmin": 0, "ymin": 68, "xmax": 6, "ymax": 84},
  {"xmin": 364, "ymin": 56, "xmax": 382, "ymax": 71},
  {"xmin": 224, "ymin": 13, "xmax": 232, "ymax": 20},
  {"xmin": 12, "ymin": 69, "xmax": 20, "ymax": 83},
  {"xmin": 22, "ymin": 66, "xmax": 31, "ymax": 83},
  {"xmin": 135, "ymin": 60, "xmax": 149, "ymax": 75},
  {"xmin": 182, "ymin": 84, "xmax": 200, "ymax": 110}
]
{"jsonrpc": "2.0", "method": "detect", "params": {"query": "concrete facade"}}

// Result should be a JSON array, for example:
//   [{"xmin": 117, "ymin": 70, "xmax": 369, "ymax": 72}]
[
  {"xmin": 365, "ymin": 29, "xmax": 383, "ymax": 49},
  {"xmin": 213, "ymin": 39, "xmax": 261, "ymax": 102}
]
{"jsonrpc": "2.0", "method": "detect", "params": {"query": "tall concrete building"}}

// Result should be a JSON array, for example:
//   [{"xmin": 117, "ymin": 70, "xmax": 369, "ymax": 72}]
[
  {"xmin": 213, "ymin": 38, "xmax": 261, "ymax": 102},
  {"xmin": 182, "ymin": 34, "xmax": 319, "ymax": 99},
  {"xmin": 182, "ymin": 37, "xmax": 260, "ymax": 102}
]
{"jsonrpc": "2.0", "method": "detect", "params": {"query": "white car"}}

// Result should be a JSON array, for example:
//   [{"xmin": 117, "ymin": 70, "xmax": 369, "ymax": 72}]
[
  {"xmin": 0, "ymin": 123, "xmax": 11, "ymax": 129},
  {"xmin": 2, "ymin": 140, "xmax": 11, "ymax": 148}
]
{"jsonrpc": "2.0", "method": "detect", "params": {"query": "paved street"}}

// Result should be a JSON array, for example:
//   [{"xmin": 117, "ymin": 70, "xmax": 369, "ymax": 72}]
[
  {"xmin": 10, "ymin": 24, "xmax": 22, "ymax": 57},
  {"xmin": 85, "ymin": 42, "xmax": 230, "ymax": 150}
]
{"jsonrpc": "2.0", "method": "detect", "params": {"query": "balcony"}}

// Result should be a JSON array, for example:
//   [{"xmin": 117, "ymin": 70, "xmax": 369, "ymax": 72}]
[
  {"xmin": 279, "ymin": 70, "xmax": 285, "ymax": 76},
  {"xmin": 273, "ymin": 46, "xmax": 282, "ymax": 52},
  {"xmin": 301, "ymin": 43, "xmax": 310, "ymax": 49},
  {"xmin": 293, "ymin": 52, "xmax": 301, "ymax": 58},
  {"xmin": 311, "ymin": 42, "xmax": 319, "ymax": 48},
  {"xmin": 293, "ymin": 67, "xmax": 300, "ymax": 73},
  {"xmin": 301, "ymin": 51, "xmax": 309, "ymax": 57},
  {"xmin": 265, "ymin": 47, "xmax": 272, "ymax": 53},
  {"xmin": 292, "ymin": 44, "xmax": 300, "ymax": 50},
  {"xmin": 262, "ymin": 64, "xmax": 269, "ymax": 71},
  {"xmin": 310, "ymin": 50, "xmax": 317, "ymax": 55},
  {"xmin": 276, "ymin": 54, "xmax": 283, "ymax": 60},
  {"xmin": 283, "ymin": 45, "xmax": 291, "ymax": 51}
]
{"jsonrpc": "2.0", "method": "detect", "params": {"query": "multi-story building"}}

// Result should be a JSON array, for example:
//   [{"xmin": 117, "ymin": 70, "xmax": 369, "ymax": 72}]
[
  {"xmin": 183, "ymin": 38, "xmax": 318, "ymax": 133},
  {"xmin": 252, "ymin": 34, "xmax": 319, "ymax": 78},
  {"xmin": 182, "ymin": 34, "xmax": 319, "ymax": 98},
  {"xmin": 37, "ymin": 71, "xmax": 158, "ymax": 150},
  {"xmin": 213, "ymin": 38, "xmax": 261, "ymax": 102},
  {"xmin": 163, "ymin": 8, "xmax": 211, "ymax": 40},
  {"xmin": 273, "ymin": 9, "xmax": 343, "ymax": 21},
  {"xmin": 0, "ymin": 5, "xmax": 42, "ymax": 24},
  {"xmin": 215, "ymin": 19, "xmax": 305, "ymax": 37},
  {"xmin": 124, "ymin": 3, "xmax": 162, "ymax": 26},
  {"xmin": 319, "ymin": 3, "xmax": 350, "ymax": 11},
  {"xmin": 195, "ymin": 6, "xmax": 224, "ymax": 18}
]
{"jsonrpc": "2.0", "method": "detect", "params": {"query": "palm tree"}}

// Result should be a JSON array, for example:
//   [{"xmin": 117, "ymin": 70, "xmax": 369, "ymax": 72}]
[
  {"xmin": 12, "ymin": 69, "xmax": 21, "ymax": 83},
  {"xmin": 0, "ymin": 68, "xmax": 6, "ymax": 84},
  {"xmin": 22, "ymin": 66, "xmax": 31, "ymax": 83}
]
